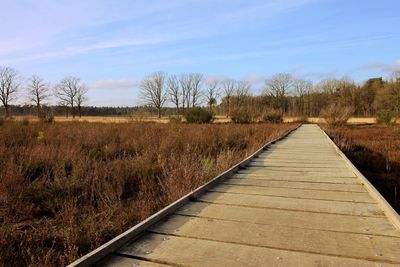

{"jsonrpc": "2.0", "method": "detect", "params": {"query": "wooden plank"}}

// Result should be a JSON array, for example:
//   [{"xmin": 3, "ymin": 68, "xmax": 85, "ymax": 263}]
[
  {"xmin": 257, "ymin": 157, "xmax": 345, "ymax": 163},
  {"xmin": 238, "ymin": 169, "xmax": 357, "ymax": 177},
  {"xmin": 176, "ymin": 202, "xmax": 400, "ymax": 237},
  {"xmin": 199, "ymin": 191, "xmax": 385, "ymax": 217},
  {"xmin": 249, "ymin": 161, "xmax": 349, "ymax": 168},
  {"xmin": 259, "ymin": 153, "xmax": 340, "ymax": 157},
  {"xmin": 149, "ymin": 215, "xmax": 400, "ymax": 263},
  {"xmin": 258, "ymin": 154, "xmax": 341, "ymax": 158},
  {"xmin": 224, "ymin": 178, "xmax": 366, "ymax": 192},
  {"xmin": 209, "ymin": 184, "xmax": 375, "ymax": 203},
  {"xmin": 258, "ymin": 149, "xmax": 338, "ymax": 152},
  {"xmin": 234, "ymin": 173, "xmax": 359, "ymax": 183},
  {"xmin": 119, "ymin": 233, "xmax": 399, "ymax": 267},
  {"xmin": 252, "ymin": 157, "xmax": 342, "ymax": 161},
  {"xmin": 266, "ymin": 149, "xmax": 337, "ymax": 152},
  {"xmin": 242, "ymin": 166, "xmax": 354, "ymax": 173},
  {"xmin": 258, "ymin": 151, "xmax": 340, "ymax": 156},
  {"xmin": 264, "ymin": 150, "xmax": 338, "ymax": 154},
  {"xmin": 246, "ymin": 165, "xmax": 351, "ymax": 171},
  {"xmin": 97, "ymin": 255, "xmax": 170, "ymax": 266}
]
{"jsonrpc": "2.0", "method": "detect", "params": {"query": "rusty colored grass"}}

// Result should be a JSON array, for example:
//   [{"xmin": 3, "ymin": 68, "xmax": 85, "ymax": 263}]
[
  {"xmin": 12, "ymin": 115, "xmax": 397, "ymax": 125},
  {"xmin": 10, "ymin": 115, "xmax": 233, "ymax": 124},
  {"xmin": 323, "ymin": 125, "xmax": 400, "ymax": 212}
]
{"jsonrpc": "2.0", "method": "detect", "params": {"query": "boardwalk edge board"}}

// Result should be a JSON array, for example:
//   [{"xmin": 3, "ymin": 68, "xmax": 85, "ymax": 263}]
[
  {"xmin": 319, "ymin": 126, "xmax": 400, "ymax": 230},
  {"xmin": 67, "ymin": 124, "xmax": 301, "ymax": 267}
]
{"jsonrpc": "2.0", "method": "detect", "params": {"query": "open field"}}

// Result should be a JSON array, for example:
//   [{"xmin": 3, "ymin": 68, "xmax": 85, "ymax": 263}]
[
  {"xmin": 10, "ymin": 115, "xmax": 398, "ymax": 124},
  {"xmin": 307, "ymin": 117, "xmax": 378, "ymax": 124},
  {"xmin": 288, "ymin": 117, "xmax": 399, "ymax": 124},
  {"xmin": 9, "ymin": 115, "xmax": 233, "ymax": 124},
  {"xmin": 0, "ymin": 121, "xmax": 295, "ymax": 267},
  {"xmin": 324, "ymin": 125, "xmax": 400, "ymax": 212}
]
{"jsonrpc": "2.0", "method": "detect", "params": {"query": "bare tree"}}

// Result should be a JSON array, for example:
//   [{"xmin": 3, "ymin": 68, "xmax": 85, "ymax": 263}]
[
  {"xmin": 177, "ymin": 73, "xmax": 204, "ymax": 109},
  {"xmin": 221, "ymin": 79, "xmax": 236, "ymax": 116},
  {"xmin": 75, "ymin": 85, "xmax": 88, "ymax": 118},
  {"xmin": 141, "ymin": 72, "xmax": 167, "ymax": 118},
  {"xmin": 55, "ymin": 77, "xmax": 82, "ymax": 118},
  {"xmin": 235, "ymin": 80, "xmax": 251, "ymax": 106},
  {"xmin": 264, "ymin": 73, "xmax": 293, "ymax": 113},
  {"xmin": 179, "ymin": 74, "xmax": 192, "ymax": 111},
  {"xmin": 189, "ymin": 73, "xmax": 203, "ymax": 108},
  {"xmin": 205, "ymin": 80, "xmax": 219, "ymax": 112},
  {"xmin": 293, "ymin": 78, "xmax": 312, "ymax": 115},
  {"xmin": 27, "ymin": 75, "xmax": 49, "ymax": 117},
  {"xmin": 0, "ymin": 67, "xmax": 20, "ymax": 118},
  {"xmin": 168, "ymin": 75, "xmax": 181, "ymax": 115},
  {"xmin": 317, "ymin": 78, "xmax": 343, "ymax": 104}
]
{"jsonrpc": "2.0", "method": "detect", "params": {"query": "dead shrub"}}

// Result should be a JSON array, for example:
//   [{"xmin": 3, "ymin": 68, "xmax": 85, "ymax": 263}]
[
  {"xmin": 321, "ymin": 104, "xmax": 353, "ymax": 127},
  {"xmin": 168, "ymin": 116, "xmax": 182, "ymax": 124},
  {"xmin": 230, "ymin": 108, "xmax": 252, "ymax": 123},
  {"xmin": 262, "ymin": 110, "xmax": 283, "ymax": 123},
  {"xmin": 376, "ymin": 110, "xmax": 395, "ymax": 125},
  {"xmin": 39, "ymin": 112, "xmax": 55, "ymax": 123}
]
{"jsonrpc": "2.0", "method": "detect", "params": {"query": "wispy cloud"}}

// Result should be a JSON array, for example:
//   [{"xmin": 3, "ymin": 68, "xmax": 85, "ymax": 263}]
[
  {"xmin": 1, "ymin": 0, "xmax": 318, "ymax": 65},
  {"xmin": 360, "ymin": 60, "xmax": 400, "ymax": 73},
  {"xmin": 2, "ymin": 0, "xmax": 399, "ymax": 107},
  {"xmin": 242, "ymin": 74, "xmax": 267, "ymax": 84},
  {"xmin": 1, "ymin": 36, "xmax": 171, "ymax": 65},
  {"xmin": 203, "ymin": 74, "xmax": 228, "ymax": 83},
  {"xmin": 88, "ymin": 78, "xmax": 140, "ymax": 90},
  {"xmin": 295, "ymin": 71, "xmax": 339, "ymax": 81}
]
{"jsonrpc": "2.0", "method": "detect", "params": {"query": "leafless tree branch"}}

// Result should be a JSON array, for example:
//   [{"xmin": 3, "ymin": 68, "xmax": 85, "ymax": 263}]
[
  {"xmin": 0, "ymin": 66, "xmax": 20, "ymax": 117},
  {"xmin": 141, "ymin": 72, "xmax": 167, "ymax": 118}
]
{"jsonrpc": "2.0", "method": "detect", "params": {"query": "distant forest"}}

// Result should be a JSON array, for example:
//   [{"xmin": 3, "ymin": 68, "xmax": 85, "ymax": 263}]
[{"xmin": 1, "ymin": 66, "xmax": 399, "ymax": 120}]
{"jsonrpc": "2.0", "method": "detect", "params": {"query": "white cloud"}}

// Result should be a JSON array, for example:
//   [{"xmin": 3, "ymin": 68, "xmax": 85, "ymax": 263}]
[{"xmin": 361, "ymin": 60, "xmax": 400, "ymax": 73}]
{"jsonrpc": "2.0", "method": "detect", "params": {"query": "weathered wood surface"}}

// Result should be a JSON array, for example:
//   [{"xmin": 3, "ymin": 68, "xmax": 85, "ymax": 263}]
[{"xmin": 73, "ymin": 124, "xmax": 400, "ymax": 266}]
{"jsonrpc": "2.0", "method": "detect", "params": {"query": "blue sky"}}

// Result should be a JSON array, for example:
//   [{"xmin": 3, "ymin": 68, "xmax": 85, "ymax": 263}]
[{"xmin": 1, "ymin": 0, "xmax": 399, "ymax": 106}]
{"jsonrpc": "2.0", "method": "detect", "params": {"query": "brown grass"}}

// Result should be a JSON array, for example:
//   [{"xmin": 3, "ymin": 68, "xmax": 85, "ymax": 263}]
[
  {"xmin": 0, "ymin": 121, "xmax": 295, "ymax": 266},
  {"xmin": 323, "ymin": 125, "xmax": 400, "ymax": 212},
  {"xmin": 306, "ymin": 117, "xmax": 378, "ymax": 124},
  {"xmin": 10, "ymin": 115, "xmax": 233, "ymax": 124},
  {"xmin": 13, "ymin": 115, "xmax": 397, "ymax": 125}
]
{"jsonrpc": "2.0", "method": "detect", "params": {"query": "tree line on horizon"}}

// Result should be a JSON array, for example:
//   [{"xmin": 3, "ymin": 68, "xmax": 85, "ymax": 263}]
[
  {"xmin": 1, "ymin": 65, "xmax": 399, "ymax": 122},
  {"xmin": 139, "ymin": 71, "xmax": 400, "ymax": 123}
]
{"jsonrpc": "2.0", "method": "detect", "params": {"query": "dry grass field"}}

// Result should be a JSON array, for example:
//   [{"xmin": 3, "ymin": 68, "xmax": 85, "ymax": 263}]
[
  {"xmin": 10, "ymin": 115, "xmax": 233, "ymax": 124},
  {"xmin": 0, "ymin": 121, "xmax": 295, "ymax": 267},
  {"xmin": 288, "ymin": 117, "xmax": 398, "ymax": 124},
  {"xmin": 324, "ymin": 125, "xmax": 400, "ymax": 212},
  {"xmin": 307, "ymin": 117, "xmax": 377, "ymax": 124},
  {"xmin": 12, "ymin": 115, "xmax": 396, "ymax": 125}
]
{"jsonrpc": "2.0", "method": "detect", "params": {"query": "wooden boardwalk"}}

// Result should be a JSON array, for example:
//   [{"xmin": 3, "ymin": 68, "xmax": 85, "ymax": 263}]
[{"xmin": 72, "ymin": 124, "xmax": 400, "ymax": 267}]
